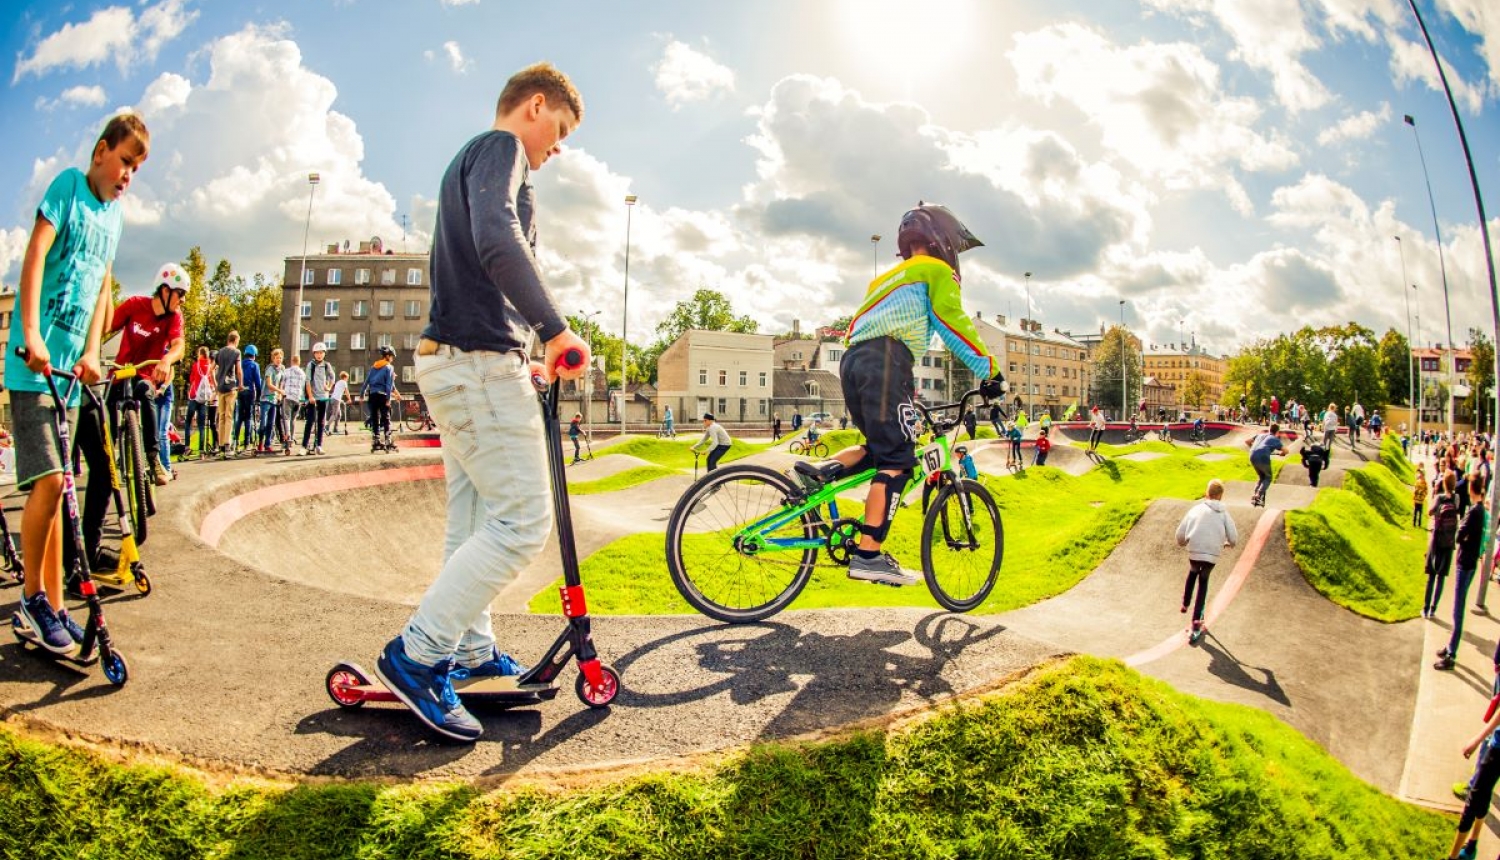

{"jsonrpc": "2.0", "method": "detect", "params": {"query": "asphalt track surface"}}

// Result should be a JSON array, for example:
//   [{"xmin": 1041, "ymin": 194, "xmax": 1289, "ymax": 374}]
[{"xmin": 0, "ymin": 431, "xmax": 1419, "ymax": 792}]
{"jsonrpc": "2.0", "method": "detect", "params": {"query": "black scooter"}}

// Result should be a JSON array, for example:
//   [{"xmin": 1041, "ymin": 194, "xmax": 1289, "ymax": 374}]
[{"xmin": 326, "ymin": 348, "xmax": 619, "ymax": 714}]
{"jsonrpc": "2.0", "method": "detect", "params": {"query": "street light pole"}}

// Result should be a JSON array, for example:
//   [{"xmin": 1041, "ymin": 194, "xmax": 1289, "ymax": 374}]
[
  {"xmin": 1403, "ymin": 113, "xmax": 1455, "ymax": 436},
  {"xmin": 1397, "ymin": 236, "xmax": 1417, "ymax": 427},
  {"xmin": 621, "ymin": 194, "xmax": 637, "ymax": 433},
  {"xmin": 1024, "ymin": 272, "xmax": 1033, "ymax": 418},
  {"xmin": 293, "ymin": 172, "xmax": 320, "ymax": 357},
  {"xmin": 870, "ymin": 234, "xmax": 881, "ymax": 278},
  {"xmin": 1119, "ymin": 300, "xmax": 1128, "ymax": 421}
]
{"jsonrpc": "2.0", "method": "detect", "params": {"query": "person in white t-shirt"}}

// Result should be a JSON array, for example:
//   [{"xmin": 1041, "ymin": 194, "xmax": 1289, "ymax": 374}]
[{"xmin": 328, "ymin": 371, "xmax": 352, "ymax": 435}]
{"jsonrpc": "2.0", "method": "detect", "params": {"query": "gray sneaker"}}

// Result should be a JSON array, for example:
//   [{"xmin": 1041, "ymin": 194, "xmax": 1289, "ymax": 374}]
[{"xmin": 847, "ymin": 553, "xmax": 920, "ymax": 586}]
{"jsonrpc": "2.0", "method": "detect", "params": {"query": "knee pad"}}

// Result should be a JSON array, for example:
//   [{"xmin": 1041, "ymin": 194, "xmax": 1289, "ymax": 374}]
[{"xmin": 859, "ymin": 469, "xmax": 913, "ymax": 543}]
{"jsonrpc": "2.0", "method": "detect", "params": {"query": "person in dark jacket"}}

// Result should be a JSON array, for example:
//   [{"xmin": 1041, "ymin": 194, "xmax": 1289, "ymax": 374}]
[
  {"xmin": 1436, "ymin": 475, "xmax": 1488, "ymax": 670},
  {"xmin": 1299, "ymin": 441, "xmax": 1329, "ymax": 487}
]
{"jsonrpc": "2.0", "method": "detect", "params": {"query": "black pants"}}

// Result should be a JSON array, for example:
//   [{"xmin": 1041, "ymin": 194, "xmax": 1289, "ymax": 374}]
[
  {"xmin": 301, "ymin": 400, "xmax": 328, "ymax": 449},
  {"xmin": 570, "ymin": 432, "xmax": 581, "ymax": 460},
  {"xmin": 368, "ymin": 392, "xmax": 391, "ymax": 435},
  {"xmin": 1424, "ymin": 544, "xmax": 1454, "ymax": 614},
  {"xmin": 1413, "ymin": 503, "xmax": 1424, "ymax": 528},
  {"xmin": 1460, "ymin": 741, "xmax": 1500, "ymax": 830},
  {"xmin": 1182, "ymin": 559, "xmax": 1214, "ymax": 622},
  {"xmin": 1307, "ymin": 464, "xmax": 1322, "ymax": 487},
  {"xmin": 706, "ymin": 443, "xmax": 731, "ymax": 471},
  {"xmin": 1088, "ymin": 427, "xmax": 1103, "ymax": 449},
  {"xmin": 839, "ymin": 336, "xmax": 917, "ymax": 471}
]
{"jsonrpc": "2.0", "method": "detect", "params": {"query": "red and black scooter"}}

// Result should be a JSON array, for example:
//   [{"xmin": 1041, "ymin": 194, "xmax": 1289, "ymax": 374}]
[{"xmin": 326, "ymin": 348, "xmax": 620, "ymax": 713}]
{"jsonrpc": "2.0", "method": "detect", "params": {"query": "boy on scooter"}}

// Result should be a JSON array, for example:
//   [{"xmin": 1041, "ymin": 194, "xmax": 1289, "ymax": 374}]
[
  {"xmin": 7, "ymin": 114, "xmax": 150, "ymax": 654},
  {"xmin": 374, "ymin": 62, "xmax": 589, "ymax": 741}
]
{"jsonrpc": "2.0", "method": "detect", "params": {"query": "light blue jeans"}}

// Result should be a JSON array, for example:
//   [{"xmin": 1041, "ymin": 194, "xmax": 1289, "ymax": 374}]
[
  {"xmin": 401, "ymin": 346, "xmax": 552, "ymax": 667},
  {"xmin": 154, "ymin": 387, "xmax": 173, "ymax": 472}
]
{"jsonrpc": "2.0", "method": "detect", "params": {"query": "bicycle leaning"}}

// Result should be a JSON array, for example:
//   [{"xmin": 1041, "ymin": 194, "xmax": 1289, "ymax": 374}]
[
  {"xmin": 664, "ymin": 387, "xmax": 1005, "ymax": 623},
  {"xmin": 403, "ymin": 397, "xmax": 437, "ymax": 432}
]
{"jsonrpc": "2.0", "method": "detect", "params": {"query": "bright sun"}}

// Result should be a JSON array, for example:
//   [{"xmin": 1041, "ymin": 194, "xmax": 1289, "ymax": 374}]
[{"xmin": 830, "ymin": 0, "xmax": 985, "ymax": 99}]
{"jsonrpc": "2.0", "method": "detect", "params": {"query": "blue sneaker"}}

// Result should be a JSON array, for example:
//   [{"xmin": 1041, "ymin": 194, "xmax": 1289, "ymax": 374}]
[
  {"xmin": 1457, "ymin": 839, "xmax": 1478, "ymax": 860},
  {"xmin": 57, "ymin": 608, "xmax": 86, "ymax": 647},
  {"xmin": 458, "ymin": 648, "xmax": 527, "ymax": 679},
  {"xmin": 18, "ymin": 592, "xmax": 76, "ymax": 655},
  {"xmin": 374, "ymin": 637, "xmax": 482, "ymax": 742}
]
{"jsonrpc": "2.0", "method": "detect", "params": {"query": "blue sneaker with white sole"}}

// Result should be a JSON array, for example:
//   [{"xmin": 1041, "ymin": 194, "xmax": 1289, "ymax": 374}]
[
  {"xmin": 458, "ymin": 648, "xmax": 527, "ymax": 679},
  {"xmin": 374, "ymin": 637, "xmax": 482, "ymax": 742},
  {"xmin": 57, "ymin": 609, "xmax": 86, "ymax": 647},
  {"xmin": 18, "ymin": 592, "xmax": 76, "ymax": 655}
]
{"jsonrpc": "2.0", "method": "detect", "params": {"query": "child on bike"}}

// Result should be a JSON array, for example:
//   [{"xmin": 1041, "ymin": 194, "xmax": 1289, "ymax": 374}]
[
  {"xmin": 362, "ymin": 345, "xmax": 396, "ymax": 451},
  {"xmin": 6, "ymin": 113, "xmax": 149, "ymax": 655},
  {"xmin": 375, "ymin": 62, "xmax": 589, "ymax": 742},
  {"xmin": 71, "ymin": 261, "xmax": 186, "ymax": 576},
  {"xmin": 795, "ymin": 202, "xmax": 1004, "ymax": 585}
]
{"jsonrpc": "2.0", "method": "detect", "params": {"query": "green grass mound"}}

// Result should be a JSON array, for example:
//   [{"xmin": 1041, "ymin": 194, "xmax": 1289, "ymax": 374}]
[
  {"xmin": 602, "ymin": 437, "xmax": 756, "ymax": 470},
  {"xmin": 0, "ymin": 657, "xmax": 1446, "ymax": 859},
  {"xmin": 1286, "ymin": 479, "xmax": 1426, "ymax": 622},
  {"xmin": 550, "ymin": 447, "xmax": 1263, "ymax": 616},
  {"xmin": 570, "ymin": 466, "xmax": 680, "ymax": 495},
  {"xmin": 1342, "ymin": 462, "xmax": 1414, "ymax": 529},
  {"xmin": 1380, "ymin": 432, "xmax": 1416, "ymax": 484}
]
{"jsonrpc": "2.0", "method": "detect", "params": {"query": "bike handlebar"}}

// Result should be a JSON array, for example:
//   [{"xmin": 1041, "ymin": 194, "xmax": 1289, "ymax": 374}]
[{"xmin": 914, "ymin": 388, "xmax": 1003, "ymax": 434}]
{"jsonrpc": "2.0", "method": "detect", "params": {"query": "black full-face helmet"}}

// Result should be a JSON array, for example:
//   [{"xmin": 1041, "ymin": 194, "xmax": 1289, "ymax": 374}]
[
  {"xmin": 896, "ymin": 201, "xmax": 983, "ymax": 278},
  {"xmin": 378, "ymin": 345, "xmax": 396, "ymax": 359}
]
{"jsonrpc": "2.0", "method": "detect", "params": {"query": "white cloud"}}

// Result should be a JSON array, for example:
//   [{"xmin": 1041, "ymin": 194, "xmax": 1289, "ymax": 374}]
[
  {"xmin": 441, "ymin": 41, "xmax": 471, "ymax": 74},
  {"xmin": 13, "ymin": 0, "xmax": 198, "ymax": 82},
  {"xmin": 1385, "ymin": 30, "xmax": 1491, "ymax": 115},
  {"xmin": 1316, "ymin": 102, "xmax": 1392, "ymax": 146},
  {"xmin": 439, "ymin": 0, "xmax": 480, "ymax": 5},
  {"xmin": 1436, "ymin": 0, "xmax": 1500, "ymax": 94},
  {"xmin": 34, "ymin": 84, "xmax": 108, "ymax": 112},
  {"xmin": 652, "ymin": 40, "xmax": 735, "ymax": 109},
  {"xmin": 1008, "ymin": 23, "xmax": 1297, "ymax": 207}
]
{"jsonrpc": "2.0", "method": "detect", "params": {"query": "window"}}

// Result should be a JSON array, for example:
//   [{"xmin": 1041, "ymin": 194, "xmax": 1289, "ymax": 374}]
[
  {"xmin": 378, "ymin": 333, "xmax": 393, "ymax": 348},
  {"xmin": 407, "ymin": 268, "xmax": 423, "ymax": 286},
  {"xmin": 299, "ymin": 332, "xmax": 311, "ymax": 351},
  {"xmin": 405, "ymin": 300, "xmax": 421, "ymax": 318},
  {"xmin": 322, "ymin": 333, "xmax": 338, "ymax": 351},
  {"xmin": 355, "ymin": 268, "xmax": 371, "ymax": 285},
  {"xmin": 404, "ymin": 332, "xmax": 421, "ymax": 349},
  {"xmin": 299, "ymin": 301, "xmax": 311, "ymax": 320},
  {"xmin": 718, "ymin": 370, "xmax": 727, "ymax": 386},
  {"xmin": 1009, "ymin": 362, "xmax": 1018, "ymax": 373},
  {"xmin": 934, "ymin": 357, "xmax": 943, "ymax": 369},
  {"xmin": 739, "ymin": 371, "xmax": 747, "ymax": 386},
  {"xmin": 792, "ymin": 351, "xmax": 803, "ymax": 360},
  {"xmin": 920, "ymin": 378, "xmax": 930, "ymax": 390},
  {"xmin": 381, "ymin": 269, "xmax": 396, "ymax": 286},
  {"xmin": 379, "ymin": 300, "xmax": 395, "ymax": 318},
  {"xmin": 759, "ymin": 372, "xmax": 767, "ymax": 387},
  {"xmin": 303, "ymin": 268, "xmax": 315, "ymax": 286},
  {"xmin": 806, "ymin": 381, "xmax": 820, "ymax": 398},
  {"xmin": 328, "ymin": 269, "xmax": 342, "ymax": 286},
  {"xmin": 828, "ymin": 349, "xmax": 842, "ymax": 362},
  {"xmin": 350, "ymin": 366, "xmax": 364, "ymax": 384},
  {"xmin": 353, "ymin": 300, "xmax": 368, "ymax": 319},
  {"xmin": 758, "ymin": 399, "xmax": 767, "ymax": 416},
  {"xmin": 324, "ymin": 299, "xmax": 339, "ymax": 318},
  {"xmin": 402, "ymin": 366, "xmax": 416, "ymax": 383},
  {"xmin": 921, "ymin": 356, "xmax": 931, "ymax": 367},
  {"xmin": 350, "ymin": 332, "xmax": 367, "ymax": 350},
  {"xmin": 698, "ymin": 369, "xmax": 707, "ymax": 385}
]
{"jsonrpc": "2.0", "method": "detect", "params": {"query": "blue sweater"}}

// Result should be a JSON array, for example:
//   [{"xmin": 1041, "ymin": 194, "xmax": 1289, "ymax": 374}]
[
  {"xmin": 240, "ymin": 358, "xmax": 263, "ymax": 400},
  {"xmin": 363, "ymin": 362, "xmax": 394, "ymax": 396}
]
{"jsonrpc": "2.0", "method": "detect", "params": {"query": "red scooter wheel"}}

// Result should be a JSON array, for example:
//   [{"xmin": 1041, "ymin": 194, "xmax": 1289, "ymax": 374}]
[
  {"xmin": 575, "ymin": 664, "xmax": 620, "ymax": 708},
  {"xmin": 326, "ymin": 662, "xmax": 370, "ymax": 708}
]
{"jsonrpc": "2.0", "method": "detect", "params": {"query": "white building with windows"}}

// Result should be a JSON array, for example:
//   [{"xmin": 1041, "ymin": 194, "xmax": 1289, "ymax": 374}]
[{"xmin": 655, "ymin": 329, "xmax": 777, "ymax": 425}]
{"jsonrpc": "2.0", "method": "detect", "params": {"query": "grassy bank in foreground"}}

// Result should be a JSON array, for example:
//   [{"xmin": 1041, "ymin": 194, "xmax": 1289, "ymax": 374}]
[
  {"xmin": 536, "ymin": 446, "xmax": 1262, "ymax": 615},
  {"xmin": 1285, "ymin": 438, "xmax": 1425, "ymax": 621},
  {"xmin": 0, "ymin": 657, "xmax": 1448, "ymax": 859}
]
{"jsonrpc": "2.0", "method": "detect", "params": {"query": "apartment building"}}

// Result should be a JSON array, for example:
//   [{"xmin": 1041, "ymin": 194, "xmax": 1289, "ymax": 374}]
[
  {"xmin": 972, "ymin": 313, "xmax": 1090, "ymax": 419},
  {"xmin": 656, "ymin": 329, "xmax": 778, "ymax": 424},
  {"xmin": 1141, "ymin": 342, "xmax": 1226, "ymax": 414},
  {"xmin": 1414, "ymin": 346, "xmax": 1476, "ymax": 428},
  {"xmin": 279, "ymin": 238, "xmax": 429, "ymax": 392}
]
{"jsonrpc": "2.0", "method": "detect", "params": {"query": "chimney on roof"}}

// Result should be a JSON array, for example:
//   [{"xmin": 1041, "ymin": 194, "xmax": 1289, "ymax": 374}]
[
  {"xmin": 998, "ymin": 314, "xmax": 1007, "ymax": 326},
  {"xmin": 792, "ymin": 319, "xmax": 801, "ymax": 336}
]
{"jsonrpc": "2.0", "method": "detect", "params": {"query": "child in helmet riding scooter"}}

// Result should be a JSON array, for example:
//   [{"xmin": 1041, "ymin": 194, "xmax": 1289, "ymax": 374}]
[{"xmin": 794, "ymin": 202, "xmax": 1006, "ymax": 585}]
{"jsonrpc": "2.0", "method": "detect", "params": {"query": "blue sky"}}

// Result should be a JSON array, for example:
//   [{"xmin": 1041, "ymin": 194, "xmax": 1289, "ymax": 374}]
[{"xmin": 1, "ymin": 0, "xmax": 1497, "ymax": 355}]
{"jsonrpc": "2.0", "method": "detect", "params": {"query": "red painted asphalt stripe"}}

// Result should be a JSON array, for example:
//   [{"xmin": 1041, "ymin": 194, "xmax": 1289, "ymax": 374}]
[
  {"xmin": 1124, "ymin": 509, "xmax": 1279, "ymax": 667},
  {"xmin": 198, "ymin": 464, "xmax": 444, "ymax": 548}
]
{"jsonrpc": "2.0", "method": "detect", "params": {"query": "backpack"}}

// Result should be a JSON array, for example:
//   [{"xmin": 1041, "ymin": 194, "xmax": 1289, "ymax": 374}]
[
  {"xmin": 1434, "ymin": 496, "xmax": 1460, "ymax": 550},
  {"xmin": 192, "ymin": 368, "xmax": 215, "ymax": 404}
]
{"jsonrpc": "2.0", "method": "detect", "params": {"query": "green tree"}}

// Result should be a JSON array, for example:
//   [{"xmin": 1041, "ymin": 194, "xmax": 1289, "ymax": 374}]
[
  {"xmin": 1089, "ymin": 325, "xmax": 1141, "ymax": 416},
  {"xmin": 1377, "ymin": 328, "xmax": 1413, "ymax": 406},
  {"xmin": 1318, "ymin": 323, "xmax": 1383, "ymax": 413},
  {"xmin": 1468, "ymin": 328, "xmax": 1495, "ymax": 432},
  {"xmin": 1181, "ymin": 371, "xmax": 1208, "ymax": 411},
  {"xmin": 643, "ymin": 288, "xmax": 758, "ymax": 385}
]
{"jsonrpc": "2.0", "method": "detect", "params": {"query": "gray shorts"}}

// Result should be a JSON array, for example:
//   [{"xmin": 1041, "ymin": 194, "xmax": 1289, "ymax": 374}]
[{"xmin": 11, "ymin": 390, "xmax": 77, "ymax": 491}]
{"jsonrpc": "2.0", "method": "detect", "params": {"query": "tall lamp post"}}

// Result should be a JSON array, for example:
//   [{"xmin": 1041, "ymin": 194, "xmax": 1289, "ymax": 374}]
[
  {"xmin": 1403, "ymin": 0, "xmax": 1500, "ymax": 609},
  {"xmin": 1414, "ymin": 282, "xmax": 1424, "ymax": 425},
  {"xmin": 870, "ymin": 234, "xmax": 881, "ymax": 277},
  {"xmin": 1396, "ymin": 236, "xmax": 1417, "ymax": 426},
  {"xmin": 1024, "ymin": 272, "xmax": 1033, "ymax": 417},
  {"xmin": 1119, "ymin": 300, "xmax": 1128, "ymax": 420},
  {"xmin": 293, "ymin": 172, "xmax": 320, "ymax": 357},
  {"xmin": 1403, "ymin": 113, "xmax": 1455, "ymax": 436},
  {"xmin": 620, "ymin": 194, "xmax": 637, "ymax": 433}
]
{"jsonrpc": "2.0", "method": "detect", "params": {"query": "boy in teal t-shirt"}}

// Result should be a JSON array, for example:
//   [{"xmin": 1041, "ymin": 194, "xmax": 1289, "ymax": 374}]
[{"xmin": 6, "ymin": 113, "xmax": 150, "ymax": 655}]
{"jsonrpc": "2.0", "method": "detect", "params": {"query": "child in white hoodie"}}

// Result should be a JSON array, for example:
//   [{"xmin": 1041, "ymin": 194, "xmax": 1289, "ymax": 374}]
[{"xmin": 1174, "ymin": 478, "xmax": 1239, "ymax": 633}]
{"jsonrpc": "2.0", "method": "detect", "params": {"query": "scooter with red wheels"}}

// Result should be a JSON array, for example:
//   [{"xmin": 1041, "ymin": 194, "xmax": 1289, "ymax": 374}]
[
  {"xmin": 325, "ymin": 347, "xmax": 620, "ymax": 714},
  {"xmin": 10, "ymin": 350, "xmax": 130, "ymax": 686}
]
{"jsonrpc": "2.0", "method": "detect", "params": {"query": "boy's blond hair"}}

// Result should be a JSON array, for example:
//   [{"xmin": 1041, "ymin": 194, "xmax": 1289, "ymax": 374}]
[
  {"xmin": 1206, "ymin": 478, "xmax": 1225, "ymax": 500},
  {"xmin": 98, "ymin": 113, "xmax": 149, "ymax": 152},
  {"xmin": 496, "ymin": 62, "xmax": 583, "ymax": 121}
]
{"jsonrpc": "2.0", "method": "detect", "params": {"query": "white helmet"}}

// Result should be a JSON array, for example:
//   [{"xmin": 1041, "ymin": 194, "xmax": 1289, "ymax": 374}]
[
  {"xmin": 156, "ymin": 262, "xmax": 188, "ymax": 294},
  {"xmin": 312, "ymin": 342, "xmax": 327, "ymax": 352}
]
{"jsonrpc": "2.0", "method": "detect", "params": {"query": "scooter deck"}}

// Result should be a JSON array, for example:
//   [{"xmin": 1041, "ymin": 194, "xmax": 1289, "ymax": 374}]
[
  {"xmin": 326, "ymin": 661, "xmax": 559, "ymax": 709},
  {"xmin": 12, "ymin": 614, "xmax": 97, "ymax": 666}
]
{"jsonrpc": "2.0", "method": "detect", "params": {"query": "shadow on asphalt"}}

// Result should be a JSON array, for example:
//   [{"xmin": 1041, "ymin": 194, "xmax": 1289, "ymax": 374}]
[
  {"xmin": 1199, "ymin": 635, "xmax": 1290, "ymax": 707},
  {"xmin": 0, "ymin": 640, "xmax": 124, "ymax": 708}
]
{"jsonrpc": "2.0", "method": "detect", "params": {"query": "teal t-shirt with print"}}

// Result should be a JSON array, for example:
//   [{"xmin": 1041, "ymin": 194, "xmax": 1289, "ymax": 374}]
[{"xmin": 4, "ymin": 167, "xmax": 122, "ymax": 405}]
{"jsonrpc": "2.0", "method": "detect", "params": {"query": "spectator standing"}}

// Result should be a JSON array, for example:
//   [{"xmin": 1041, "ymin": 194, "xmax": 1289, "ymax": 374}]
[
  {"xmin": 1436, "ymin": 476, "xmax": 1487, "ymax": 669},
  {"xmin": 1033, "ymin": 427, "xmax": 1051, "ymax": 466},
  {"xmin": 1300, "ymin": 441, "xmax": 1329, "ymax": 487},
  {"xmin": 184, "ymin": 346, "xmax": 214, "ymax": 456},
  {"xmin": 1413, "ymin": 466, "xmax": 1429, "ymax": 528},
  {"xmin": 772, "ymin": 414, "xmax": 781, "ymax": 441},
  {"xmin": 1321, "ymin": 403, "xmax": 1339, "ymax": 449},
  {"xmin": 692, "ymin": 413, "xmax": 733, "ymax": 471},
  {"xmin": 301, "ymin": 342, "xmax": 334, "ymax": 454},
  {"xmin": 962, "ymin": 408, "xmax": 978, "ymax": 441},
  {"xmin": 233, "ymin": 343, "xmax": 261, "ymax": 452},
  {"xmin": 280, "ymin": 354, "xmax": 306, "ymax": 454},
  {"xmin": 259, "ymin": 348, "xmax": 285, "ymax": 453},
  {"xmin": 328, "ymin": 371, "xmax": 351, "ymax": 434},
  {"xmin": 213, "ymin": 331, "xmax": 242, "ymax": 457},
  {"xmin": 1175, "ymin": 478, "xmax": 1239, "ymax": 637},
  {"xmin": 792, "ymin": 409, "xmax": 802, "ymax": 432}
]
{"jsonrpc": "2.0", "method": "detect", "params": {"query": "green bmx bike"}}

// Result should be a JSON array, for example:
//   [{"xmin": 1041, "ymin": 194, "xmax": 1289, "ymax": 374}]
[{"xmin": 664, "ymin": 389, "xmax": 1005, "ymax": 623}]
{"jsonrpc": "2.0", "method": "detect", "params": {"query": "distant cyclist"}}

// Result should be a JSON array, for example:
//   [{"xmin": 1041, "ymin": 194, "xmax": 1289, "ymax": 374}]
[{"xmin": 794, "ymin": 202, "xmax": 1004, "ymax": 585}]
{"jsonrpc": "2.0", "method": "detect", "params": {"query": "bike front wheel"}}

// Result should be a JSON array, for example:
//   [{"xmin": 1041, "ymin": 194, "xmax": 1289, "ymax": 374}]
[
  {"xmin": 403, "ymin": 404, "xmax": 424, "ymax": 432},
  {"xmin": 921, "ymin": 478, "xmax": 1003, "ymax": 612},
  {"xmin": 121, "ymin": 410, "xmax": 150, "ymax": 546},
  {"xmin": 811, "ymin": 442, "xmax": 829, "ymax": 458},
  {"xmin": 665, "ymin": 465, "xmax": 820, "ymax": 623}
]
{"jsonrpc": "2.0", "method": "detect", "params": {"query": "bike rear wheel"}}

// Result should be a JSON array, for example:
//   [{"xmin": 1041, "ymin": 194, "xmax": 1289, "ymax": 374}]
[
  {"xmin": 665, "ymin": 465, "xmax": 819, "ymax": 623},
  {"xmin": 121, "ymin": 409, "xmax": 150, "ymax": 546},
  {"xmin": 789, "ymin": 440, "xmax": 807, "ymax": 455},
  {"xmin": 921, "ymin": 478, "xmax": 1003, "ymax": 612}
]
